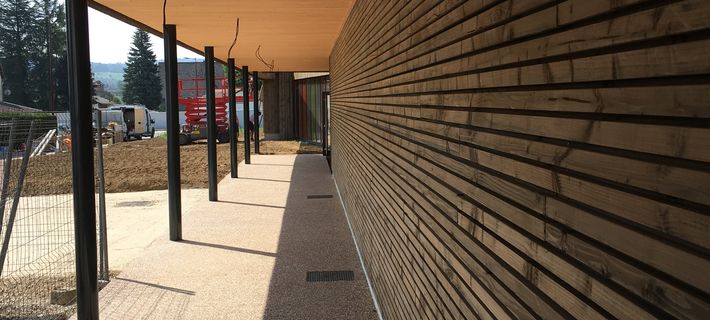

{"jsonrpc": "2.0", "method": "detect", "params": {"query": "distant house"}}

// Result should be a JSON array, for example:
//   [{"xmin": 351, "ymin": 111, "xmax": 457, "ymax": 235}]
[{"xmin": 93, "ymin": 96, "xmax": 112, "ymax": 109}]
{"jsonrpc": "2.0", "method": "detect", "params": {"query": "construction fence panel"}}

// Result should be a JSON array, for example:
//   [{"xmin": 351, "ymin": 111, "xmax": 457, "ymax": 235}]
[{"xmin": 0, "ymin": 113, "xmax": 107, "ymax": 319}]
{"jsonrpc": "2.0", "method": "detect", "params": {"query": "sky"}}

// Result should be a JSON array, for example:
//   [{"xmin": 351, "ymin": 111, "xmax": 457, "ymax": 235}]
[{"xmin": 88, "ymin": 8, "xmax": 203, "ymax": 64}]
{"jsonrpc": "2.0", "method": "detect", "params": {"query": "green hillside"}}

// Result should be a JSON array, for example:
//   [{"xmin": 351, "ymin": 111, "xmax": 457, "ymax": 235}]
[{"xmin": 92, "ymin": 63, "xmax": 125, "ymax": 95}]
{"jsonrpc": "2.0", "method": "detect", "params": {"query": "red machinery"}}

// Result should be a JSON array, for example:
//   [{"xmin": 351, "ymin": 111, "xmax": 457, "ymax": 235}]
[{"xmin": 177, "ymin": 77, "xmax": 252, "ymax": 145}]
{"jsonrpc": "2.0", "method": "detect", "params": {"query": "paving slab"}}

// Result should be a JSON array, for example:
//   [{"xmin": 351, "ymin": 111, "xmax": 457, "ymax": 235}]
[{"xmin": 86, "ymin": 154, "xmax": 378, "ymax": 320}]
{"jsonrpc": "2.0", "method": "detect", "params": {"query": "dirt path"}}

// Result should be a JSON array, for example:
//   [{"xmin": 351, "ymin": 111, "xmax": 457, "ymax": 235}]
[{"xmin": 20, "ymin": 138, "xmax": 321, "ymax": 196}]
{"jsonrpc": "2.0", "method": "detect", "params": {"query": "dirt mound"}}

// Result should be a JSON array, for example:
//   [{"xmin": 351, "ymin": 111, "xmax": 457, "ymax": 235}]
[{"xmin": 20, "ymin": 138, "xmax": 321, "ymax": 196}]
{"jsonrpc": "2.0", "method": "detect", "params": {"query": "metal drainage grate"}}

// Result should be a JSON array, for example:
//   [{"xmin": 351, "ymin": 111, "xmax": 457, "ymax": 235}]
[
  {"xmin": 306, "ymin": 271, "xmax": 354, "ymax": 282},
  {"xmin": 307, "ymin": 194, "xmax": 333, "ymax": 199}
]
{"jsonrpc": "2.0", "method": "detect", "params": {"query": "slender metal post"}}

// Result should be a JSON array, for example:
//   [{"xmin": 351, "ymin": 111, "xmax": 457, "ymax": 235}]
[
  {"xmin": 0, "ymin": 122, "xmax": 15, "ymax": 225},
  {"xmin": 227, "ymin": 58, "xmax": 238, "ymax": 178},
  {"xmin": 95, "ymin": 110, "xmax": 108, "ymax": 281},
  {"xmin": 253, "ymin": 71, "xmax": 260, "ymax": 154},
  {"xmin": 206, "ymin": 47, "xmax": 218, "ymax": 201},
  {"xmin": 66, "ymin": 0, "xmax": 99, "ymax": 317},
  {"xmin": 242, "ymin": 65, "xmax": 250, "ymax": 164},
  {"xmin": 0, "ymin": 121, "xmax": 34, "ymax": 276},
  {"xmin": 164, "ymin": 24, "xmax": 182, "ymax": 240}
]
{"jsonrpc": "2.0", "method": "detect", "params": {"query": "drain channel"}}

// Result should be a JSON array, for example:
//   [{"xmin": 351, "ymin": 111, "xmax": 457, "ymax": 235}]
[
  {"xmin": 306, "ymin": 271, "xmax": 354, "ymax": 282},
  {"xmin": 307, "ymin": 194, "xmax": 333, "ymax": 199}
]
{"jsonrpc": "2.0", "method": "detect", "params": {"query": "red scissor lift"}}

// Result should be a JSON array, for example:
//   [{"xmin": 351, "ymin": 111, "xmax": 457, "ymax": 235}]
[{"xmin": 178, "ymin": 77, "xmax": 229, "ymax": 145}]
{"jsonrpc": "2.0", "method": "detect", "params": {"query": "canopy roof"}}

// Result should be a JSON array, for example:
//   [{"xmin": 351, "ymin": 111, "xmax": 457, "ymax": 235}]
[{"xmin": 89, "ymin": 0, "xmax": 354, "ymax": 71}]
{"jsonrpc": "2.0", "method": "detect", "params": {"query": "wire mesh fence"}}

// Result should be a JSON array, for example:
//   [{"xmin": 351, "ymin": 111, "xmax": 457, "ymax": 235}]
[{"xmin": 0, "ymin": 113, "xmax": 108, "ymax": 319}]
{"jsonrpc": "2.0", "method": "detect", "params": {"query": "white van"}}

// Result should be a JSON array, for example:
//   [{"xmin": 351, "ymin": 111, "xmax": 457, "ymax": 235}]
[{"xmin": 109, "ymin": 105, "xmax": 155, "ymax": 140}]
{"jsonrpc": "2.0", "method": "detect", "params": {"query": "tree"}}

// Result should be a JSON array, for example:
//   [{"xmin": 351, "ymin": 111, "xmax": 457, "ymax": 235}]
[
  {"xmin": 104, "ymin": 91, "xmax": 121, "ymax": 104},
  {"xmin": 0, "ymin": 0, "xmax": 68, "ymax": 110},
  {"xmin": 0, "ymin": 0, "xmax": 36, "ymax": 106},
  {"xmin": 28, "ymin": 0, "xmax": 68, "ymax": 110},
  {"xmin": 122, "ymin": 29, "xmax": 161, "ymax": 109}
]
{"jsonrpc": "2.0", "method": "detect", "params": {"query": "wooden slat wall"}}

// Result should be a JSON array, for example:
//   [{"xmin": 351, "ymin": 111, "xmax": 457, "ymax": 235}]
[
  {"xmin": 263, "ymin": 72, "xmax": 296, "ymax": 140},
  {"xmin": 329, "ymin": 1, "xmax": 710, "ymax": 319},
  {"xmin": 294, "ymin": 77, "xmax": 329, "ymax": 142}
]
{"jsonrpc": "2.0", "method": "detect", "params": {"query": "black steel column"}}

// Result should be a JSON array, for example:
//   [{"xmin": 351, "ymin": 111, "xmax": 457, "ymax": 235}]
[
  {"xmin": 65, "ymin": 0, "xmax": 98, "ymax": 318},
  {"xmin": 242, "ymin": 65, "xmax": 250, "ymax": 164},
  {"xmin": 253, "ymin": 71, "xmax": 260, "ymax": 154},
  {"xmin": 164, "ymin": 24, "xmax": 182, "ymax": 240},
  {"xmin": 205, "ymin": 47, "xmax": 218, "ymax": 201},
  {"xmin": 228, "ymin": 58, "xmax": 238, "ymax": 178}
]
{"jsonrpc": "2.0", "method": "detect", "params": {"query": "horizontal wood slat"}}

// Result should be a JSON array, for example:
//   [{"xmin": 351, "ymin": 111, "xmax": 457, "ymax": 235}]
[{"xmin": 330, "ymin": 0, "xmax": 710, "ymax": 319}]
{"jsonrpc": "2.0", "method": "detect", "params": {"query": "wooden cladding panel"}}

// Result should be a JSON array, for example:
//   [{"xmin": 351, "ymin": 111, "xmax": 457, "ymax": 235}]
[{"xmin": 330, "ymin": 0, "xmax": 710, "ymax": 319}]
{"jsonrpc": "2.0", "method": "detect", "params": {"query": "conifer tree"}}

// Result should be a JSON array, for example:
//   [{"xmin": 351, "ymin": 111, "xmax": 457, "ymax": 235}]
[{"xmin": 122, "ymin": 29, "xmax": 162, "ymax": 109}]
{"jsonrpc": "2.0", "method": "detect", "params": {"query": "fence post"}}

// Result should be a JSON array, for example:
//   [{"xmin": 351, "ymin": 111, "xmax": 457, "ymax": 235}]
[
  {"xmin": 95, "ymin": 109, "xmax": 109, "ymax": 281},
  {"xmin": 0, "ymin": 121, "xmax": 34, "ymax": 276},
  {"xmin": 205, "ymin": 46, "xmax": 218, "ymax": 201},
  {"xmin": 0, "ymin": 122, "xmax": 15, "ymax": 226},
  {"xmin": 66, "ymin": 0, "xmax": 100, "ymax": 317}
]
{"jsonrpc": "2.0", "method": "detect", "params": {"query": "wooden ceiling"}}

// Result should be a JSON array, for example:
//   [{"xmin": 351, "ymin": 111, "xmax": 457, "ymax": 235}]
[{"xmin": 89, "ymin": 0, "xmax": 354, "ymax": 71}]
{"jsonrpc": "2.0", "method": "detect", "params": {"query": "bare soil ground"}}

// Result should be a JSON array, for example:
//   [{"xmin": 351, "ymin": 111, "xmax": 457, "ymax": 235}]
[{"xmin": 20, "ymin": 138, "xmax": 321, "ymax": 196}]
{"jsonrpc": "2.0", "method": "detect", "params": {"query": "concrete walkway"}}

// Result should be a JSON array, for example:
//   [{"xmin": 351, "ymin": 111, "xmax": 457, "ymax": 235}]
[
  {"xmin": 102, "ymin": 188, "xmax": 207, "ymax": 271},
  {"xmin": 5, "ymin": 189, "xmax": 207, "ymax": 278},
  {"xmin": 87, "ymin": 154, "xmax": 378, "ymax": 320}
]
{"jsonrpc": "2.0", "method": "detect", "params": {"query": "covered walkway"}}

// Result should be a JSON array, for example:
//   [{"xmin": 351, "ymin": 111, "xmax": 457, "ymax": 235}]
[
  {"xmin": 84, "ymin": 155, "xmax": 377, "ymax": 319},
  {"xmin": 53, "ymin": 0, "xmax": 710, "ymax": 318}
]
